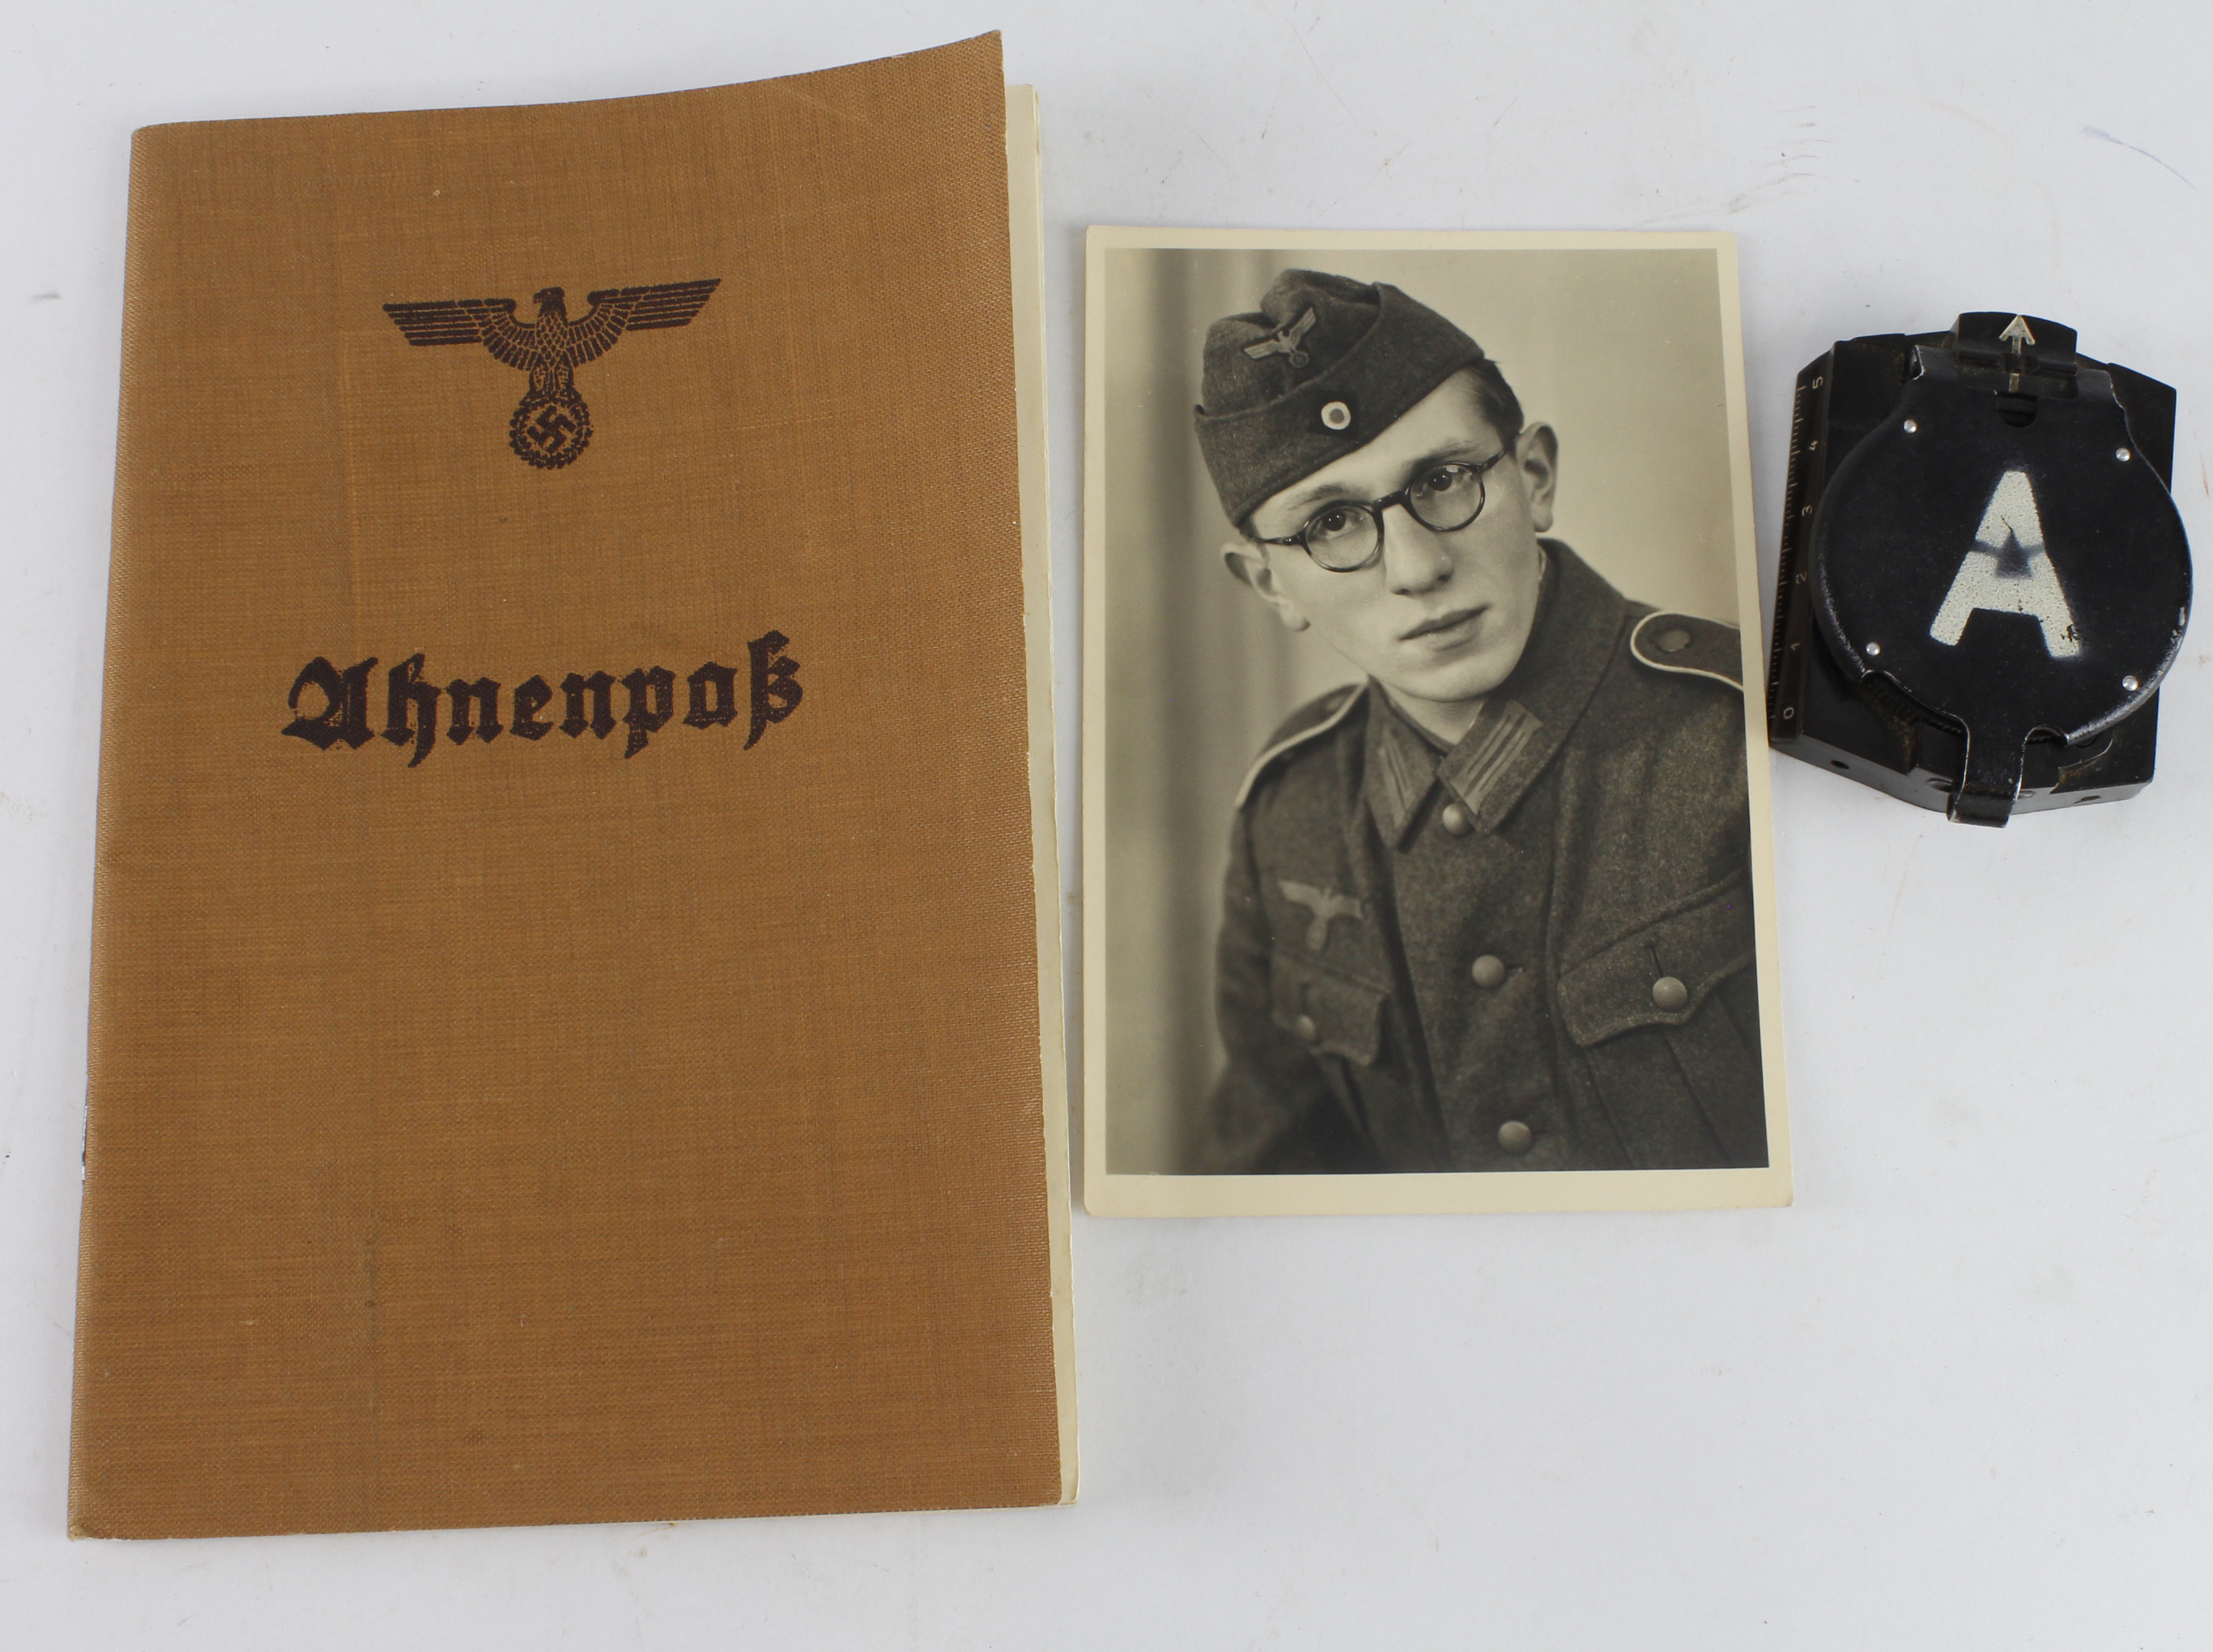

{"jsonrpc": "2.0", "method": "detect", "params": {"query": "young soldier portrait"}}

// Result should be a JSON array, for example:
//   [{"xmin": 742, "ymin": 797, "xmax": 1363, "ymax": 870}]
[{"xmin": 1191, "ymin": 268, "xmax": 1767, "ymax": 1174}]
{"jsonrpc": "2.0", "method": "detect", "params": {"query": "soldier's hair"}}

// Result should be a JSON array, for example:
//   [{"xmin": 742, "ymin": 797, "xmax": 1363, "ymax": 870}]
[{"xmin": 1236, "ymin": 360, "xmax": 1526, "ymax": 539}]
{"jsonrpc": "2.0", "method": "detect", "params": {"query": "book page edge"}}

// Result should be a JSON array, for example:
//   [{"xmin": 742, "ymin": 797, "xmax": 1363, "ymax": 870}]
[{"xmin": 1006, "ymin": 84, "xmax": 1078, "ymax": 1504}]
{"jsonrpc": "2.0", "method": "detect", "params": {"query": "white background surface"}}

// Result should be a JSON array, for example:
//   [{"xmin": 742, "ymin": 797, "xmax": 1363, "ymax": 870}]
[{"xmin": 6, "ymin": 2, "xmax": 2212, "ymax": 1645}]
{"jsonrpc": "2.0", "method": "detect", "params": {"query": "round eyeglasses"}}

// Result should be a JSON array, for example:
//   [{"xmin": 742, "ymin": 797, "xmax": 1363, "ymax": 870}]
[{"xmin": 1255, "ymin": 448, "xmax": 1515, "ymax": 573}]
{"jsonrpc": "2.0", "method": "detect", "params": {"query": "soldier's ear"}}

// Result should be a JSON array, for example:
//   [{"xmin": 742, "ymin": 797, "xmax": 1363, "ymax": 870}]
[
  {"xmin": 1222, "ymin": 539, "xmax": 1311, "ymax": 632},
  {"xmin": 1515, "ymin": 423, "xmax": 1560, "ymax": 534}
]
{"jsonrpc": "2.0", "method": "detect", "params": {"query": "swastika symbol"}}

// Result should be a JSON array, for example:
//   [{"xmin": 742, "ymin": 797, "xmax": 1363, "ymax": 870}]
[
  {"xmin": 528, "ymin": 406, "xmax": 577, "ymax": 449},
  {"xmin": 507, "ymin": 386, "xmax": 592, "ymax": 468}
]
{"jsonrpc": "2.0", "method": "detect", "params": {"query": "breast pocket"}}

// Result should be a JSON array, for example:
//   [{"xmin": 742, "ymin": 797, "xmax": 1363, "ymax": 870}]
[
  {"xmin": 1266, "ymin": 950, "xmax": 1445, "ymax": 1170},
  {"xmin": 1269, "ymin": 950, "xmax": 1384, "ymax": 1065},
  {"xmin": 1555, "ymin": 875, "xmax": 1766, "ymax": 1169}
]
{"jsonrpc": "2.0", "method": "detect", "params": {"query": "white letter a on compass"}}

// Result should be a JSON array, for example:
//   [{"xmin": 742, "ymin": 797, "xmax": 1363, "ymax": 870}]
[{"xmin": 1928, "ymin": 469, "xmax": 2081, "ymax": 657}]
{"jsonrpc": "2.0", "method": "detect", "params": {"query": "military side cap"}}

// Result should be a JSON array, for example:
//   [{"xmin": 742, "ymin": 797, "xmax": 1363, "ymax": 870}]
[{"xmin": 1194, "ymin": 269, "xmax": 1488, "ymax": 526}]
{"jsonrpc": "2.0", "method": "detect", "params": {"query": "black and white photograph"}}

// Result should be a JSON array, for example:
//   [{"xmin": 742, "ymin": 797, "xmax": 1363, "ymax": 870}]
[{"xmin": 1083, "ymin": 231, "xmax": 1790, "ymax": 1215}]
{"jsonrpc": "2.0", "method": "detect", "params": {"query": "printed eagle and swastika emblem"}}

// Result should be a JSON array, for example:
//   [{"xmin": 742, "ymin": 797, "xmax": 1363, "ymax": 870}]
[{"xmin": 382, "ymin": 279, "xmax": 720, "ymax": 468}]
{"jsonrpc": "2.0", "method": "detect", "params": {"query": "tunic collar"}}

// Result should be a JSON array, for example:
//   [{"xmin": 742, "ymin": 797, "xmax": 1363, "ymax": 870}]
[{"xmin": 1360, "ymin": 542, "xmax": 1626, "ymax": 847}]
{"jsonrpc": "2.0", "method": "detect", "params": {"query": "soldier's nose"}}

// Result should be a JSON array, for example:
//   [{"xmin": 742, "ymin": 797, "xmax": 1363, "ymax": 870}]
[{"xmin": 1381, "ymin": 508, "xmax": 1452, "ymax": 595}]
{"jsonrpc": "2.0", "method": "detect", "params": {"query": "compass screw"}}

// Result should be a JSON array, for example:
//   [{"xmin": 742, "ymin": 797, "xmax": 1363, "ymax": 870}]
[
  {"xmin": 1902, "ymin": 419, "xmax": 1919, "ymax": 433},
  {"xmin": 2117, "ymin": 447, "xmax": 2132, "ymax": 462},
  {"xmin": 2122, "ymin": 674, "xmax": 2141, "ymax": 692},
  {"xmin": 1865, "ymin": 641, "xmax": 1882, "ymax": 656}
]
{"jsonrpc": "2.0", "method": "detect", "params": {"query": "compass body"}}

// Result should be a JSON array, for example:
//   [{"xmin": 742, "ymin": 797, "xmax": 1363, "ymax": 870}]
[{"xmin": 1769, "ymin": 315, "xmax": 2190, "ymax": 825}]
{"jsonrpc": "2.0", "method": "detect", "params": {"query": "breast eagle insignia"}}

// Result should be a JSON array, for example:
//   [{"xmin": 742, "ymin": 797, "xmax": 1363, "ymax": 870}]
[
  {"xmin": 381, "ymin": 279, "xmax": 720, "ymax": 469},
  {"xmin": 1279, "ymin": 879, "xmax": 1364, "ymax": 952}
]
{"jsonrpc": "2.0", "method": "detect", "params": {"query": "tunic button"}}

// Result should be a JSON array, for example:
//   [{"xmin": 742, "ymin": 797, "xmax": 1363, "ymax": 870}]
[
  {"xmin": 1440, "ymin": 802, "xmax": 1473, "ymax": 836},
  {"xmin": 1651, "ymin": 975, "xmax": 1689, "ymax": 1011},
  {"xmin": 1470, "ymin": 955, "xmax": 1507, "ymax": 990},
  {"xmin": 1497, "ymin": 1120, "xmax": 1534, "ymax": 1155},
  {"xmin": 1295, "ymin": 1013, "xmax": 1318, "ymax": 1045},
  {"xmin": 1658, "ymin": 627, "xmax": 1692, "ymax": 654}
]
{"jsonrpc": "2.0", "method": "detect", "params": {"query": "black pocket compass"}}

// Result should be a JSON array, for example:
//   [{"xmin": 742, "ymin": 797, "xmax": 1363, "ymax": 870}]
[{"xmin": 1768, "ymin": 314, "xmax": 2190, "ymax": 824}]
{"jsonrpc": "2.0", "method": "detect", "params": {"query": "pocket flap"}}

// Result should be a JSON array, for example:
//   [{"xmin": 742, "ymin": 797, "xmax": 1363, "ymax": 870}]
[
  {"xmin": 1269, "ymin": 952, "xmax": 1385, "ymax": 1067},
  {"xmin": 1557, "ymin": 878, "xmax": 1756, "ymax": 1047}
]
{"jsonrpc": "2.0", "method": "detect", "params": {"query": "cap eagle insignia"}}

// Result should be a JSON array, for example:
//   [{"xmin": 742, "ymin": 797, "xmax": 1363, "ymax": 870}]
[
  {"xmin": 1243, "ymin": 306, "xmax": 1317, "ymax": 369},
  {"xmin": 382, "ymin": 279, "xmax": 720, "ymax": 469}
]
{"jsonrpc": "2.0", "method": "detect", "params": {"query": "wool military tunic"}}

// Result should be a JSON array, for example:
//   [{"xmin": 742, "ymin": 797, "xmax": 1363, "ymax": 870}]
[{"xmin": 1207, "ymin": 542, "xmax": 1768, "ymax": 1173}]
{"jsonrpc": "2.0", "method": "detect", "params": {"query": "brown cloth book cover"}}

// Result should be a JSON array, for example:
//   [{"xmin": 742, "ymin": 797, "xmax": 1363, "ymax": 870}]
[{"xmin": 71, "ymin": 35, "xmax": 1074, "ymax": 1537}]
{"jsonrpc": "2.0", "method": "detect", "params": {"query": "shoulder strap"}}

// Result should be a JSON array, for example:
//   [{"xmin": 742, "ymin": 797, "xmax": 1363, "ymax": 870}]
[
  {"xmin": 1232, "ymin": 682, "xmax": 1368, "ymax": 810},
  {"xmin": 1629, "ymin": 611, "xmax": 1743, "ymax": 689}
]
